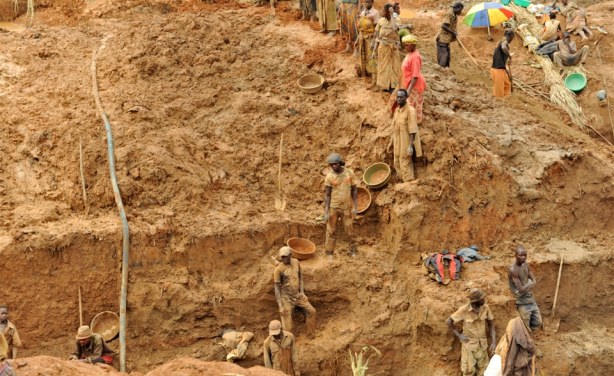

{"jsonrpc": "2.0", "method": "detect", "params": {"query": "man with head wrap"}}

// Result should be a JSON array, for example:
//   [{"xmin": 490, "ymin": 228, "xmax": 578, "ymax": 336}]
[
  {"xmin": 273, "ymin": 247, "xmax": 316, "ymax": 338},
  {"xmin": 447, "ymin": 289, "xmax": 496, "ymax": 376}
]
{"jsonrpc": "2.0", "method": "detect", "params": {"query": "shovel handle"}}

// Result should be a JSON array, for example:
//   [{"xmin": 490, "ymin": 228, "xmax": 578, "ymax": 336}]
[{"xmin": 552, "ymin": 255, "xmax": 563, "ymax": 316}]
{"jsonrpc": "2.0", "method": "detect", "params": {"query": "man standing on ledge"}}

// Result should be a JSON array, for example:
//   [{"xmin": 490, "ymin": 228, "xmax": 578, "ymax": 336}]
[
  {"xmin": 323, "ymin": 153, "xmax": 358, "ymax": 258},
  {"xmin": 508, "ymin": 246, "xmax": 542, "ymax": 332},
  {"xmin": 446, "ymin": 289, "xmax": 496, "ymax": 376},
  {"xmin": 436, "ymin": 2, "xmax": 464, "ymax": 68},
  {"xmin": 390, "ymin": 89, "xmax": 423, "ymax": 182}
]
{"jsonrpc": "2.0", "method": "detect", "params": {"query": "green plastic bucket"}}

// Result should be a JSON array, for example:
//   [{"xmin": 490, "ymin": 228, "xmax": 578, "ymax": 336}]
[{"xmin": 565, "ymin": 73, "xmax": 587, "ymax": 94}]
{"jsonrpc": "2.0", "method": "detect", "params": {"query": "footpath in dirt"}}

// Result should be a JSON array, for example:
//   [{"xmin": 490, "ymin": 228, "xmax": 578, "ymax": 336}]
[{"xmin": 0, "ymin": 0, "xmax": 613, "ymax": 375}]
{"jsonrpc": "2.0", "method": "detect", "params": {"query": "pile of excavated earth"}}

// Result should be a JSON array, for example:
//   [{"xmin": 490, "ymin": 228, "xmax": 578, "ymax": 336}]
[{"xmin": 0, "ymin": 0, "xmax": 613, "ymax": 375}]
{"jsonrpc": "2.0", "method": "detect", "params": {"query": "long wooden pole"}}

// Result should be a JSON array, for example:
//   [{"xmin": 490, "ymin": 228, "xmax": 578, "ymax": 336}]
[
  {"xmin": 78, "ymin": 284, "xmax": 83, "ymax": 326},
  {"xmin": 552, "ymin": 255, "xmax": 564, "ymax": 316},
  {"xmin": 79, "ymin": 138, "xmax": 88, "ymax": 213}
]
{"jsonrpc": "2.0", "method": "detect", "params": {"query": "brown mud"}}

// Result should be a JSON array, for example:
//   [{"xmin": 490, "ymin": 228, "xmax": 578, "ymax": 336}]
[{"xmin": 0, "ymin": 0, "xmax": 613, "ymax": 375}]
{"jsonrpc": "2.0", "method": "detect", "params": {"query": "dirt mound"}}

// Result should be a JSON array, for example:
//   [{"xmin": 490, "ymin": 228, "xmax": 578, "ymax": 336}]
[{"xmin": 14, "ymin": 356, "xmax": 284, "ymax": 375}]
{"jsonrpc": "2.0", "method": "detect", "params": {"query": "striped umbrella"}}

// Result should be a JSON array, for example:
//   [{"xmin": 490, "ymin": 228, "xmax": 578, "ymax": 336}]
[{"xmin": 463, "ymin": 2, "xmax": 514, "ymax": 28}]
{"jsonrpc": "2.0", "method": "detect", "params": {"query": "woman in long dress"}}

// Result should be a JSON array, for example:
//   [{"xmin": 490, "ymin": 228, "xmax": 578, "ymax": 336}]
[
  {"xmin": 355, "ymin": 0, "xmax": 380, "ymax": 86},
  {"xmin": 372, "ymin": 3, "xmax": 401, "ymax": 92}
]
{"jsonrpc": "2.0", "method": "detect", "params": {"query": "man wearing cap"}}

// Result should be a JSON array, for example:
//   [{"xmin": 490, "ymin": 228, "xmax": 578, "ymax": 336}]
[
  {"xmin": 436, "ymin": 2, "xmax": 464, "ymax": 68},
  {"xmin": 221, "ymin": 329, "xmax": 254, "ymax": 363},
  {"xmin": 263, "ymin": 320, "xmax": 299, "ymax": 375},
  {"xmin": 508, "ymin": 246, "xmax": 542, "ymax": 332},
  {"xmin": 323, "ymin": 153, "xmax": 358, "ymax": 258},
  {"xmin": 390, "ymin": 89, "xmax": 423, "ymax": 182},
  {"xmin": 274, "ymin": 247, "xmax": 316, "ymax": 338},
  {"xmin": 446, "ymin": 289, "xmax": 496, "ymax": 376},
  {"xmin": 0, "ymin": 306, "xmax": 21, "ymax": 360},
  {"xmin": 69, "ymin": 325, "xmax": 114, "ymax": 365}
]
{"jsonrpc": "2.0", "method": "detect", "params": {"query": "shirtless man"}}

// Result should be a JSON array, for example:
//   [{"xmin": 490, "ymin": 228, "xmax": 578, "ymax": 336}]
[{"xmin": 508, "ymin": 246, "xmax": 542, "ymax": 332}]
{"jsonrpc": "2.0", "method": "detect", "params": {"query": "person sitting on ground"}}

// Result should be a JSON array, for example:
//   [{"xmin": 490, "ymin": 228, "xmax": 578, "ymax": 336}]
[
  {"xmin": 495, "ymin": 316, "xmax": 536, "ymax": 376},
  {"xmin": 274, "ymin": 247, "xmax": 316, "ymax": 337},
  {"xmin": 69, "ymin": 325, "xmax": 114, "ymax": 365},
  {"xmin": 508, "ymin": 246, "xmax": 542, "ymax": 332},
  {"xmin": 542, "ymin": 12, "xmax": 561, "ymax": 42},
  {"xmin": 553, "ymin": 32, "xmax": 589, "ymax": 68},
  {"xmin": 323, "ymin": 153, "xmax": 358, "ymax": 258},
  {"xmin": 220, "ymin": 329, "xmax": 254, "ymax": 363},
  {"xmin": 555, "ymin": 0, "xmax": 593, "ymax": 41},
  {"xmin": 0, "ymin": 306, "xmax": 20, "ymax": 360},
  {"xmin": 491, "ymin": 29, "xmax": 514, "ymax": 99},
  {"xmin": 446, "ymin": 289, "xmax": 496, "ymax": 376},
  {"xmin": 263, "ymin": 320, "xmax": 299, "ymax": 376},
  {"xmin": 0, "ymin": 334, "xmax": 15, "ymax": 376}
]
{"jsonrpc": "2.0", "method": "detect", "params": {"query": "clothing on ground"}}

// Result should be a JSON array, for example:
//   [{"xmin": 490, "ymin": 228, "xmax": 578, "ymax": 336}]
[
  {"xmin": 317, "ymin": 0, "xmax": 338, "ymax": 31},
  {"xmin": 391, "ymin": 103, "xmax": 422, "ymax": 182},
  {"xmin": 375, "ymin": 17, "xmax": 401, "ymax": 90},
  {"xmin": 356, "ymin": 8, "xmax": 380, "ymax": 76},
  {"xmin": 491, "ymin": 68, "xmax": 511, "ymax": 98},
  {"xmin": 222, "ymin": 331, "xmax": 254, "ymax": 361},
  {"xmin": 70, "ymin": 333, "xmax": 115, "ymax": 364},
  {"xmin": 339, "ymin": 0, "xmax": 359, "ymax": 43},
  {"xmin": 0, "ymin": 362, "xmax": 15, "ymax": 376},
  {"xmin": 457, "ymin": 248, "xmax": 491, "ymax": 262},
  {"xmin": 263, "ymin": 331, "xmax": 298, "ymax": 376},
  {"xmin": 517, "ymin": 302, "xmax": 542, "ymax": 331},
  {"xmin": 495, "ymin": 317, "xmax": 536, "ymax": 376}
]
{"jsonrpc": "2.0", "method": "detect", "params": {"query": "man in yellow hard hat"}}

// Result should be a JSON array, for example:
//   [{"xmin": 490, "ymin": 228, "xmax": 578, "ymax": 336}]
[
  {"xmin": 263, "ymin": 320, "xmax": 299, "ymax": 376},
  {"xmin": 69, "ymin": 325, "xmax": 115, "ymax": 365},
  {"xmin": 274, "ymin": 247, "xmax": 316, "ymax": 338}
]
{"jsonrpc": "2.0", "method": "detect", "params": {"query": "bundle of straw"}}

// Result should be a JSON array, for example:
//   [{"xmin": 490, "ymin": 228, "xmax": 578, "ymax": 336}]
[{"xmin": 510, "ymin": 5, "xmax": 587, "ymax": 130}]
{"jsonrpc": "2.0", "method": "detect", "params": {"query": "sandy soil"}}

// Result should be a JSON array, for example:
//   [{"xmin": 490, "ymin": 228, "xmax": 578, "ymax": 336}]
[{"xmin": 0, "ymin": 0, "xmax": 613, "ymax": 375}]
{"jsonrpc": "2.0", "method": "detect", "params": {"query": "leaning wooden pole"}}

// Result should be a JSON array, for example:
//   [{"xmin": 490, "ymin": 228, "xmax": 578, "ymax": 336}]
[{"xmin": 91, "ymin": 37, "xmax": 130, "ymax": 372}]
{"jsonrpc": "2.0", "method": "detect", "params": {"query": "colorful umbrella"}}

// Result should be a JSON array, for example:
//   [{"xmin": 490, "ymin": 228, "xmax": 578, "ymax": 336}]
[{"xmin": 463, "ymin": 2, "xmax": 514, "ymax": 28}]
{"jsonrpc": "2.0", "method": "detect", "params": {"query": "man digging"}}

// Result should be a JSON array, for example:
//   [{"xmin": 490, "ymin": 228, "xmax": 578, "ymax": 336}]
[
  {"xmin": 69, "ymin": 325, "xmax": 115, "ymax": 365},
  {"xmin": 323, "ymin": 153, "xmax": 358, "ymax": 259}
]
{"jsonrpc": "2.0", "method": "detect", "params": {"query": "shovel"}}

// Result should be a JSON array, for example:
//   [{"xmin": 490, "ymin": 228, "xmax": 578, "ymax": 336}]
[
  {"xmin": 544, "ymin": 255, "xmax": 563, "ymax": 332},
  {"xmin": 274, "ymin": 134, "xmax": 287, "ymax": 211}
]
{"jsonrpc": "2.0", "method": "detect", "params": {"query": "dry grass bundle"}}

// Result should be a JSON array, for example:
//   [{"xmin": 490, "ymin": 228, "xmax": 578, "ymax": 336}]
[{"xmin": 510, "ymin": 4, "xmax": 587, "ymax": 130}]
